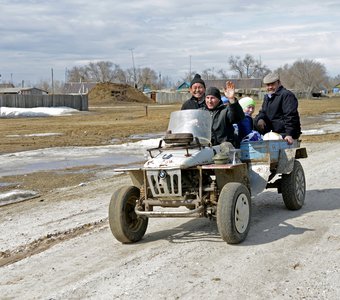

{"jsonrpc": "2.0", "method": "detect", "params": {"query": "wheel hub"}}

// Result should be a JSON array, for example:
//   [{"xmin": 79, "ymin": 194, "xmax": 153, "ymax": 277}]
[{"xmin": 235, "ymin": 194, "xmax": 250, "ymax": 233}]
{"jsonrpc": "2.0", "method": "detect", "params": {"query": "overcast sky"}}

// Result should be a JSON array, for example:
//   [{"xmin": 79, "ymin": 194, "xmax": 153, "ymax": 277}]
[{"xmin": 1, "ymin": 0, "xmax": 339, "ymax": 86}]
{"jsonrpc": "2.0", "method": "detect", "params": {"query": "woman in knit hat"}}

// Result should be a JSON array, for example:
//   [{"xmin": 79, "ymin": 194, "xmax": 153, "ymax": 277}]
[
  {"xmin": 237, "ymin": 97, "xmax": 262, "ymax": 142},
  {"xmin": 237, "ymin": 97, "xmax": 256, "ymax": 140},
  {"xmin": 181, "ymin": 74, "xmax": 206, "ymax": 110},
  {"xmin": 201, "ymin": 82, "xmax": 244, "ymax": 146}
]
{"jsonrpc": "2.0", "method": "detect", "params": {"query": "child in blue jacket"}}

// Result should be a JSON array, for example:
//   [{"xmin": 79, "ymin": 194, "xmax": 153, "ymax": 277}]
[{"xmin": 237, "ymin": 97, "xmax": 256, "ymax": 140}]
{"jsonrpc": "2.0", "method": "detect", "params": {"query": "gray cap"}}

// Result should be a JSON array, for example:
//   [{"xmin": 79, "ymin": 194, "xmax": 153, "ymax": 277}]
[
  {"xmin": 205, "ymin": 86, "xmax": 221, "ymax": 100},
  {"xmin": 263, "ymin": 72, "xmax": 280, "ymax": 84}
]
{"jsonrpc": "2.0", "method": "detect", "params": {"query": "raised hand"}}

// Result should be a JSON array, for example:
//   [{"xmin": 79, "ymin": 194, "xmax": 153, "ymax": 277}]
[{"xmin": 224, "ymin": 81, "xmax": 235, "ymax": 101}]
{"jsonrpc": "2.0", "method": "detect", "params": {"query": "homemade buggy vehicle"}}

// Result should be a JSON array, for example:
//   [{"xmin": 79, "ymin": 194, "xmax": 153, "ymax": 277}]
[{"xmin": 109, "ymin": 110, "xmax": 307, "ymax": 244}]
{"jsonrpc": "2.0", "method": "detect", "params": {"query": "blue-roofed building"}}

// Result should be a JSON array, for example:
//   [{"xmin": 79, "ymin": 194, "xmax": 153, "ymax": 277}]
[{"xmin": 177, "ymin": 82, "xmax": 190, "ymax": 91}]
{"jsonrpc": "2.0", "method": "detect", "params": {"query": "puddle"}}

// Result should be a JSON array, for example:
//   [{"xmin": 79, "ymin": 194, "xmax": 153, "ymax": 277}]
[
  {"xmin": 302, "ymin": 112, "xmax": 340, "ymax": 135},
  {"xmin": 302, "ymin": 129, "xmax": 327, "ymax": 135},
  {"xmin": 0, "ymin": 152, "xmax": 145, "ymax": 177},
  {"xmin": 0, "ymin": 139, "xmax": 160, "ymax": 178}
]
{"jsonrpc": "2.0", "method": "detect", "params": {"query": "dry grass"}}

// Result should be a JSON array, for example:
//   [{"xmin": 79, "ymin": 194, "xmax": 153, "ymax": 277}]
[{"xmin": 0, "ymin": 97, "xmax": 340, "ymax": 154}]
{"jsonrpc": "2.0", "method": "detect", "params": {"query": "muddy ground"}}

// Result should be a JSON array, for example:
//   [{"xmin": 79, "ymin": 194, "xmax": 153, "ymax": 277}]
[
  {"xmin": 0, "ymin": 98, "xmax": 340, "ymax": 194},
  {"xmin": 0, "ymin": 98, "xmax": 340, "ymax": 299}
]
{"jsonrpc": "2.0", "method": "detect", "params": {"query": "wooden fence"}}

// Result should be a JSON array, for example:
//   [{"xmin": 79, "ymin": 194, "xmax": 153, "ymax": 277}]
[
  {"xmin": 0, "ymin": 94, "xmax": 88, "ymax": 111},
  {"xmin": 152, "ymin": 92, "xmax": 189, "ymax": 104}
]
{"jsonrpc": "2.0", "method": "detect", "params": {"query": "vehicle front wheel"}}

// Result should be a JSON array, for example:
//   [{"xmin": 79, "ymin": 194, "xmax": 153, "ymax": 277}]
[
  {"xmin": 217, "ymin": 182, "xmax": 251, "ymax": 244},
  {"xmin": 281, "ymin": 160, "xmax": 306, "ymax": 210},
  {"xmin": 109, "ymin": 186, "xmax": 148, "ymax": 243}
]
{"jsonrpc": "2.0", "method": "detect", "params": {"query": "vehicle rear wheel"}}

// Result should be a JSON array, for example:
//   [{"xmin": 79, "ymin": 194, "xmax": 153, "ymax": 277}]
[
  {"xmin": 109, "ymin": 186, "xmax": 148, "ymax": 243},
  {"xmin": 217, "ymin": 182, "xmax": 251, "ymax": 244},
  {"xmin": 281, "ymin": 160, "xmax": 306, "ymax": 210}
]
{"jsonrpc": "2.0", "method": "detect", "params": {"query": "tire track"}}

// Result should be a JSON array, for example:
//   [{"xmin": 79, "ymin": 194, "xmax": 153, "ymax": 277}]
[{"xmin": 0, "ymin": 218, "xmax": 108, "ymax": 267}]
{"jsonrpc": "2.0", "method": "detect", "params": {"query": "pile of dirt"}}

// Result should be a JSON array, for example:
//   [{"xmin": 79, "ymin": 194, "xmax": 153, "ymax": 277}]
[{"xmin": 88, "ymin": 82, "xmax": 153, "ymax": 106}]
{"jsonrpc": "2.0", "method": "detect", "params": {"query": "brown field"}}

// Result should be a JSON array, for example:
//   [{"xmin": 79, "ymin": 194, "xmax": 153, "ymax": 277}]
[{"xmin": 1, "ymin": 97, "xmax": 340, "ymax": 154}]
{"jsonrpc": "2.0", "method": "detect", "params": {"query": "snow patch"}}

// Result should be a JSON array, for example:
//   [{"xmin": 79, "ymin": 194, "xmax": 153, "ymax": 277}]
[{"xmin": 0, "ymin": 190, "xmax": 39, "ymax": 206}]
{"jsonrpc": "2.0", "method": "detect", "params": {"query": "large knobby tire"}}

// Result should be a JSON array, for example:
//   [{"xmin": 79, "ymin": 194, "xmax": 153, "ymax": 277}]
[
  {"xmin": 109, "ymin": 186, "xmax": 148, "ymax": 243},
  {"xmin": 217, "ymin": 182, "xmax": 251, "ymax": 244},
  {"xmin": 281, "ymin": 160, "xmax": 306, "ymax": 210}
]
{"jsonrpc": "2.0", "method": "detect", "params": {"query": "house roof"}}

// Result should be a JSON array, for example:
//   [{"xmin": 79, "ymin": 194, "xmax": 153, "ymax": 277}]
[
  {"xmin": 0, "ymin": 87, "xmax": 48, "ymax": 94},
  {"xmin": 177, "ymin": 82, "xmax": 190, "ymax": 90}
]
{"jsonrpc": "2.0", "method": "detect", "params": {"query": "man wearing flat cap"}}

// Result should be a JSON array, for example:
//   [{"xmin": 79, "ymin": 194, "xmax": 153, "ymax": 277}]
[{"xmin": 254, "ymin": 71, "xmax": 301, "ymax": 144}]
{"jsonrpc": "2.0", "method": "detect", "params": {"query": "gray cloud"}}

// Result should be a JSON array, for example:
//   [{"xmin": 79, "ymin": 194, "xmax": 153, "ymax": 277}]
[{"xmin": 1, "ymin": 0, "xmax": 339, "ymax": 85}]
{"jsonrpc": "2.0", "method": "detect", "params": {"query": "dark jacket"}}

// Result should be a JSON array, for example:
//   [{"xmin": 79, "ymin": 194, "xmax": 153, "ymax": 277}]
[
  {"xmin": 202, "ymin": 101, "xmax": 245, "ymax": 146},
  {"xmin": 237, "ymin": 114, "xmax": 254, "ymax": 141},
  {"xmin": 254, "ymin": 86, "xmax": 301, "ymax": 139},
  {"xmin": 181, "ymin": 96, "xmax": 206, "ymax": 110}
]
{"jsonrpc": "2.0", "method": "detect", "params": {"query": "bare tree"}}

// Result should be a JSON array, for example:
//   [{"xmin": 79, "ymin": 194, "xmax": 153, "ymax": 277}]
[
  {"xmin": 115, "ymin": 68, "xmax": 127, "ymax": 84},
  {"xmin": 276, "ymin": 64, "xmax": 296, "ymax": 88},
  {"xmin": 86, "ymin": 61, "xmax": 120, "ymax": 82},
  {"xmin": 66, "ymin": 66, "xmax": 89, "ymax": 82},
  {"xmin": 332, "ymin": 74, "xmax": 340, "ymax": 84},
  {"xmin": 201, "ymin": 68, "xmax": 218, "ymax": 80},
  {"xmin": 323, "ymin": 74, "xmax": 340, "ymax": 92},
  {"xmin": 67, "ymin": 61, "xmax": 126, "ymax": 83},
  {"xmin": 137, "ymin": 67, "xmax": 158, "ymax": 90},
  {"xmin": 159, "ymin": 75, "xmax": 173, "ymax": 89},
  {"xmin": 125, "ymin": 68, "xmax": 136, "ymax": 86},
  {"xmin": 228, "ymin": 54, "xmax": 269, "ymax": 78},
  {"xmin": 217, "ymin": 69, "xmax": 229, "ymax": 79},
  {"xmin": 280, "ymin": 59, "xmax": 328, "ymax": 98},
  {"xmin": 36, "ymin": 79, "xmax": 63, "ymax": 93},
  {"xmin": 274, "ymin": 59, "xmax": 328, "ymax": 98},
  {"xmin": 36, "ymin": 80, "xmax": 50, "ymax": 92}
]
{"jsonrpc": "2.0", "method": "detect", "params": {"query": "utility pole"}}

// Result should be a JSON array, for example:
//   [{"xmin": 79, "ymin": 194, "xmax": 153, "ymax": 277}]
[
  {"xmin": 129, "ymin": 48, "xmax": 137, "ymax": 88},
  {"xmin": 189, "ymin": 55, "xmax": 192, "ymax": 81},
  {"xmin": 51, "ymin": 68, "xmax": 54, "ymax": 94}
]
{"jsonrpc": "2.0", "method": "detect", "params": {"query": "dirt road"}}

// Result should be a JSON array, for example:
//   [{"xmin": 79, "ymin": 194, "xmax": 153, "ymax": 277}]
[{"xmin": 1, "ymin": 140, "xmax": 339, "ymax": 299}]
